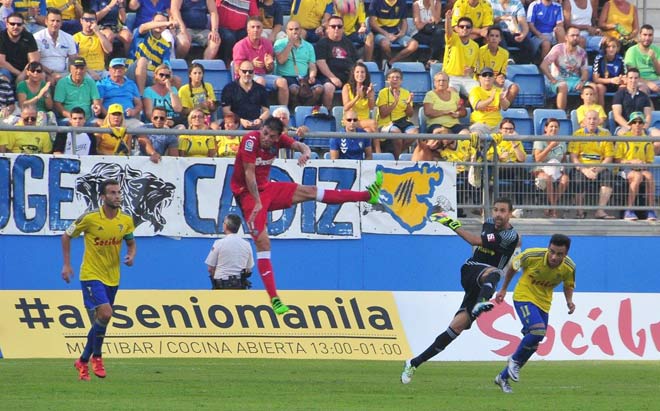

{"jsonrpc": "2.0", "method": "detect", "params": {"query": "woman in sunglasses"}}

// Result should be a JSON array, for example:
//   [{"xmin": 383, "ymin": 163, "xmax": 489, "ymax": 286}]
[
  {"xmin": 142, "ymin": 64, "xmax": 183, "ymax": 128},
  {"xmin": 95, "ymin": 103, "xmax": 133, "ymax": 155},
  {"xmin": 15, "ymin": 61, "xmax": 57, "ymax": 128},
  {"xmin": 179, "ymin": 108, "xmax": 216, "ymax": 157},
  {"xmin": 468, "ymin": 66, "xmax": 511, "ymax": 135}
]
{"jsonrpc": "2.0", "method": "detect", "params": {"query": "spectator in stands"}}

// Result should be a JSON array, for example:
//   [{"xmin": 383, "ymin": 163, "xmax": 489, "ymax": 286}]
[
  {"xmin": 490, "ymin": 0, "xmax": 535, "ymax": 64},
  {"xmin": 569, "ymin": 109, "xmax": 615, "ymax": 219},
  {"xmin": 216, "ymin": 0, "xmax": 257, "ymax": 64},
  {"xmin": 91, "ymin": 0, "xmax": 132, "ymax": 55},
  {"xmin": 423, "ymin": 71, "xmax": 468, "ymax": 135},
  {"xmin": 443, "ymin": 11, "xmax": 479, "ymax": 98},
  {"xmin": 592, "ymin": 36, "xmax": 626, "ymax": 108},
  {"xmin": 127, "ymin": 11, "xmax": 178, "ymax": 94},
  {"xmin": 137, "ymin": 106, "xmax": 179, "ymax": 162},
  {"xmin": 452, "ymin": 0, "xmax": 493, "ymax": 44},
  {"xmin": 258, "ymin": 0, "xmax": 284, "ymax": 43},
  {"xmin": 0, "ymin": 13, "xmax": 40, "ymax": 83},
  {"xmin": 95, "ymin": 102, "xmax": 132, "ymax": 155},
  {"xmin": 411, "ymin": 0, "xmax": 443, "ymax": 65},
  {"xmin": 335, "ymin": 0, "xmax": 373, "ymax": 61},
  {"xmin": 221, "ymin": 60, "xmax": 270, "ymax": 130},
  {"xmin": 315, "ymin": 15, "xmax": 358, "ymax": 110},
  {"xmin": 540, "ymin": 25, "xmax": 588, "ymax": 111},
  {"xmin": 53, "ymin": 57, "xmax": 102, "ymax": 124},
  {"xmin": 16, "ymin": 61, "xmax": 56, "ymax": 127},
  {"xmin": 341, "ymin": 61, "xmax": 377, "ymax": 132},
  {"xmin": 369, "ymin": 0, "xmax": 419, "ymax": 68},
  {"xmin": 273, "ymin": 19, "xmax": 323, "ymax": 106},
  {"xmin": 142, "ymin": 63, "xmax": 183, "ymax": 128},
  {"xmin": 469, "ymin": 66, "xmax": 510, "ymax": 134},
  {"xmin": 289, "ymin": 0, "xmax": 331, "ymax": 44},
  {"xmin": 35, "ymin": 8, "xmax": 78, "ymax": 83},
  {"xmin": 170, "ymin": 0, "xmax": 220, "ymax": 60},
  {"xmin": 562, "ymin": 0, "xmax": 602, "ymax": 52},
  {"xmin": 0, "ymin": 0, "xmax": 11, "ymax": 32},
  {"xmin": 487, "ymin": 118, "xmax": 527, "ymax": 206},
  {"xmin": 73, "ymin": 10, "xmax": 112, "ymax": 81},
  {"xmin": 0, "ymin": 104, "xmax": 52, "ymax": 153},
  {"xmin": 478, "ymin": 25, "xmax": 519, "ymax": 103},
  {"xmin": 233, "ymin": 16, "xmax": 289, "ymax": 106},
  {"xmin": 624, "ymin": 25, "xmax": 660, "ymax": 95},
  {"xmin": 179, "ymin": 107, "xmax": 216, "ymax": 157},
  {"xmin": 215, "ymin": 112, "xmax": 241, "ymax": 157},
  {"xmin": 13, "ymin": 0, "xmax": 47, "ymax": 33},
  {"xmin": 615, "ymin": 112, "xmax": 657, "ymax": 221},
  {"xmin": 129, "ymin": 0, "xmax": 169, "ymax": 32},
  {"xmin": 527, "ymin": 0, "xmax": 565, "ymax": 63},
  {"xmin": 611, "ymin": 68, "xmax": 653, "ymax": 135},
  {"xmin": 48, "ymin": 0, "xmax": 83, "ymax": 35},
  {"xmin": 598, "ymin": 0, "xmax": 638, "ymax": 51},
  {"xmin": 329, "ymin": 108, "xmax": 373, "ymax": 160},
  {"xmin": 532, "ymin": 118, "xmax": 569, "ymax": 218},
  {"xmin": 97, "ymin": 57, "xmax": 143, "ymax": 127},
  {"xmin": 271, "ymin": 105, "xmax": 308, "ymax": 140},
  {"xmin": 576, "ymin": 84, "xmax": 606, "ymax": 127},
  {"xmin": 375, "ymin": 67, "xmax": 417, "ymax": 160},
  {"xmin": 178, "ymin": 62, "xmax": 219, "ymax": 128},
  {"xmin": 0, "ymin": 72, "xmax": 14, "ymax": 117},
  {"xmin": 52, "ymin": 106, "xmax": 96, "ymax": 154}
]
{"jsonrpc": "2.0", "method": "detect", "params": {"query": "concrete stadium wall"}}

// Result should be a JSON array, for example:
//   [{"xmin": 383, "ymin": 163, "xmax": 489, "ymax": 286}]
[{"xmin": 1, "ymin": 234, "xmax": 657, "ymax": 293}]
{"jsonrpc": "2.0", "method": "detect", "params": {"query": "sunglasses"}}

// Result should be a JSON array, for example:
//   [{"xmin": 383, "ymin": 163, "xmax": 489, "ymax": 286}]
[
  {"xmin": 153, "ymin": 116, "xmax": 166, "ymax": 121},
  {"xmin": 240, "ymin": 69, "xmax": 254, "ymax": 74},
  {"xmin": 481, "ymin": 72, "xmax": 494, "ymax": 77},
  {"xmin": 630, "ymin": 120, "xmax": 644, "ymax": 124},
  {"xmin": 345, "ymin": 118, "xmax": 359, "ymax": 122},
  {"xmin": 191, "ymin": 114, "xmax": 205, "ymax": 119},
  {"xmin": 22, "ymin": 116, "xmax": 37, "ymax": 122},
  {"xmin": 329, "ymin": 24, "xmax": 343, "ymax": 29},
  {"xmin": 82, "ymin": 17, "xmax": 96, "ymax": 22},
  {"xmin": 8, "ymin": 21, "xmax": 23, "ymax": 27},
  {"xmin": 30, "ymin": 69, "xmax": 43, "ymax": 73},
  {"xmin": 158, "ymin": 73, "xmax": 171, "ymax": 78},
  {"xmin": 457, "ymin": 25, "xmax": 472, "ymax": 29}
]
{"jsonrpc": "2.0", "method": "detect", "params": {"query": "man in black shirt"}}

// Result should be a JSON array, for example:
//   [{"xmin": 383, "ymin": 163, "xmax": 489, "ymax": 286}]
[
  {"xmin": 401, "ymin": 197, "xmax": 520, "ymax": 384},
  {"xmin": 0, "ymin": 13, "xmax": 40, "ymax": 83},
  {"xmin": 220, "ymin": 60, "xmax": 270, "ymax": 130}
]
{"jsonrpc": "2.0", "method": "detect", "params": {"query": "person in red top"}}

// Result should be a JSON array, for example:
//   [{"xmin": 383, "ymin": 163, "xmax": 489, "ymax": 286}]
[
  {"xmin": 231, "ymin": 116, "xmax": 384, "ymax": 314},
  {"xmin": 217, "ymin": 0, "xmax": 259, "ymax": 64}
]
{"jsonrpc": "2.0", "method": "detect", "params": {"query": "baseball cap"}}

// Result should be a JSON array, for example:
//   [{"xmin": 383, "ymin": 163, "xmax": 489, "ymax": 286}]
[
  {"xmin": 108, "ymin": 103, "xmax": 124, "ymax": 115},
  {"xmin": 109, "ymin": 58, "xmax": 126, "ymax": 68},
  {"xmin": 72, "ymin": 57, "xmax": 86, "ymax": 67},
  {"xmin": 627, "ymin": 112, "xmax": 645, "ymax": 124},
  {"xmin": 480, "ymin": 67, "xmax": 494, "ymax": 76}
]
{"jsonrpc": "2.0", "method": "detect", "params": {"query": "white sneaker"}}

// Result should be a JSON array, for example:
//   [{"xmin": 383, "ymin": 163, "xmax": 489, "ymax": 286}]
[
  {"xmin": 471, "ymin": 301, "xmax": 494, "ymax": 319},
  {"xmin": 494, "ymin": 374, "xmax": 513, "ymax": 393},
  {"xmin": 401, "ymin": 359, "xmax": 416, "ymax": 384},
  {"xmin": 507, "ymin": 356, "xmax": 521, "ymax": 382}
]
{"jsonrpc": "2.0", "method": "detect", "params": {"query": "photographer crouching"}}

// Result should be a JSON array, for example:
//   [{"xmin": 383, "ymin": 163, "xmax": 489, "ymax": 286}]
[{"xmin": 205, "ymin": 214, "xmax": 254, "ymax": 290}]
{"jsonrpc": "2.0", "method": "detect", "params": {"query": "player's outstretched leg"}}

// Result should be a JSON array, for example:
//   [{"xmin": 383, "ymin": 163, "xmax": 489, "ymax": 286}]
[
  {"xmin": 91, "ymin": 356, "xmax": 106, "ymax": 378},
  {"xmin": 367, "ymin": 170, "xmax": 384, "ymax": 204},
  {"xmin": 74, "ymin": 358, "xmax": 90, "ymax": 381},
  {"xmin": 494, "ymin": 373, "xmax": 513, "ymax": 393},
  {"xmin": 400, "ymin": 359, "xmax": 416, "ymax": 384},
  {"xmin": 316, "ymin": 170, "xmax": 383, "ymax": 205},
  {"xmin": 271, "ymin": 296, "xmax": 289, "ymax": 315},
  {"xmin": 507, "ymin": 355, "xmax": 521, "ymax": 382}
]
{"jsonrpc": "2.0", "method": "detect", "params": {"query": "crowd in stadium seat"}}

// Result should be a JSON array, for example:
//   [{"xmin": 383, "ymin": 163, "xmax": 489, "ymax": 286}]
[{"xmin": 0, "ymin": 0, "xmax": 659, "ymax": 220}]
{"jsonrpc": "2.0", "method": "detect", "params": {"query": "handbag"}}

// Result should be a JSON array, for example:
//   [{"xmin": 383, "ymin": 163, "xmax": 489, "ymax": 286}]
[
  {"xmin": 420, "ymin": 23, "xmax": 438, "ymax": 35},
  {"xmin": 292, "ymin": 48, "xmax": 315, "ymax": 102}
]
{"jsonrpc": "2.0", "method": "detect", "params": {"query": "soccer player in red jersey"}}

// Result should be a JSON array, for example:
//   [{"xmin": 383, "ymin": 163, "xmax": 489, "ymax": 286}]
[{"xmin": 231, "ymin": 116, "xmax": 383, "ymax": 314}]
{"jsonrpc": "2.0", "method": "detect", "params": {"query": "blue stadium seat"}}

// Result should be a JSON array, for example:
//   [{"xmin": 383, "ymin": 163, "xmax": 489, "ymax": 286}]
[
  {"xmin": 501, "ymin": 108, "xmax": 530, "ymax": 119},
  {"xmin": 372, "ymin": 152, "xmax": 396, "ymax": 161},
  {"xmin": 429, "ymin": 63, "xmax": 443, "ymax": 80},
  {"xmin": 460, "ymin": 107, "xmax": 472, "ymax": 125},
  {"xmin": 275, "ymin": 0, "xmax": 292, "ymax": 14},
  {"xmin": 124, "ymin": 12, "xmax": 136, "ymax": 31},
  {"xmin": 332, "ymin": 106, "xmax": 344, "ymax": 130},
  {"xmin": 191, "ymin": 59, "xmax": 232, "ymax": 96},
  {"xmin": 654, "ymin": 156, "xmax": 660, "ymax": 198},
  {"xmin": 539, "ymin": 118, "xmax": 573, "ymax": 136},
  {"xmin": 363, "ymin": 61, "xmax": 384, "ymax": 95},
  {"xmin": 570, "ymin": 109, "xmax": 580, "ymax": 131},
  {"xmin": 506, "ymin": 64, "xmax": 540, "ymax": 77},
  {"xmin": 607, "ymin": 110, "xmax": 616, "ymax": 133},
  {"xmin": 511, "ymin": 118, "xmax": 534, "ymax": 149},
  {"xmin": 399, "ymin": 153, "xmax": 413, "ymax": 161},
  {"xmin": 418, "ymin": 106, "xmax": 427, "ymax": 134},
  {"xmin": 510, "ymin": 74, "xmax": 546, "ymax": 107},
  {"xmin": 391, "ymin": 62, "xmax": 430, "ymax": 104},
  {"xmin": 323, "ymin": 151, "xmax": 331, "ymax": 159},
  {"xmin": 295, "ymin": 106, "xmax": 335, "ymax": 150},
  {"xmin": 294, "ymin": 151, "xmax": 319, "ymax": 159},
  {"xmin": 533, "ymin": 109, "xmax": 568, "ymax": 135},
  {"xmin": 169, "ymin": 58, "xmax": 189, "ymax": 84},
  {"xmin": 192, "ymin": 59, "xmax": 226, "ymax": 70}
]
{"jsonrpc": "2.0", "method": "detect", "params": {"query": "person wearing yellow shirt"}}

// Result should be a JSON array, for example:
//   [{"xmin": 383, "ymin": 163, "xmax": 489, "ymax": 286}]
[
  {"xmin": 451, "ymin": 0, "xmax": 494, "ymax": 43},
  {"xmin": 2, "ymin": 104, "xmax": 53, "ymax": 153},
  {"xmin": 487, "ymin": 119, "xmax": 527, "ymax": 207},
  {"xmin": 443, "ymin": 10, "xmax": 480, "ymax": 97},
  {"xmin": 375, "ymin": 67, "xmax": 418, "ymax": 160},
  {"xmin": 477, "ymin": 26, "xmax": 519, "ymax": 103},
  {"xmin": 290, "ymin": 0, "xmax": 332, "ymax": 43},
  {"xmin": 494, "ymin": 234, "xmax": 575, "ymax": 393},
  {"xmin": 569, "ymin": 110, "xmax": 615, "ymax": 219},
  {"xmin": 615, "ymin": 112, "xmax": 657, "ymax": 221},
  {"xmin": 179, "ymin": 108, "xmax": 216, "ymax": 157},
  {"xmin": 335, "ymin": 0, "xmax": 374, "ymax": 61},
  {"xmin": 215, "ymin": 113, "xmax": 241, "ymax": 157},
  {"xmin": 73, "ymin": 11, "xmax": 112, "ymax": 80},
  {"xmin": 575, "ymin": 85, "xmax": 606, "ymax": 127},
  {"xmin": 62, "ymin": 178, "xmax": 136, "ymax": 381},
  {"xmin": 469, "ymin": 66, "xmax": 511, "ymax": 134}
]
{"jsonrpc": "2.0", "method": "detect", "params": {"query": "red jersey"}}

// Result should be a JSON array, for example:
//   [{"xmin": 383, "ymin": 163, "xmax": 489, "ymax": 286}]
[
  {"xmin": 217, "ymin": 0, "xmax": 258, "ymax": 31},
  {"xmin": 230, "ymin": 131, "xmax": 296, "ymax": 196}
]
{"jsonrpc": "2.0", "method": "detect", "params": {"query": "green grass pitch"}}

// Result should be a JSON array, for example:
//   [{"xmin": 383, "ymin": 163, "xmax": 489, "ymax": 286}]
[{"xmin": 1, "ymin": 359, "xmax": 659, "ymax": 410}]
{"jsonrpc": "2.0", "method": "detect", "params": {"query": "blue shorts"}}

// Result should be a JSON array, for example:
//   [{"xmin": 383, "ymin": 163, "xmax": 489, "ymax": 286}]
[
  {"xmin": 254, "ymin": 74, "xmax": 281, "ymax": 91},
  {"xmin": 375, "ymin": 32, "xmax": 413, "ymax": 48},
  {"xmin": 546, "ymin": 75, "xmax": 582, "ymax": 96},
  {"xmin": 514, "ymin": 301, "xmax": 549, "ymax": 334},
  {"xmin": 81, "ymin": 280, "xmax": 118, "ymax": 310},
  {"xmin": 347, "ymin": 32, "xmax": 367, "ymax": 48}
]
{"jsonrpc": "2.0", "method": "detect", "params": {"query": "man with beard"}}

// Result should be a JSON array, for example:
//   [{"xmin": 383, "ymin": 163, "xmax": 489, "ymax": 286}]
[{"xmin": 624, "ymin": 24, "xmax": 660, "ymax": 95}]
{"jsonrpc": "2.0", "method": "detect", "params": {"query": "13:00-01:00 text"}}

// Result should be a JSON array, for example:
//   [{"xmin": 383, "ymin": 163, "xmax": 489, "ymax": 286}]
[{"xmin": 310, "ymin": 342, "xmax": 403, "ymax": 356}]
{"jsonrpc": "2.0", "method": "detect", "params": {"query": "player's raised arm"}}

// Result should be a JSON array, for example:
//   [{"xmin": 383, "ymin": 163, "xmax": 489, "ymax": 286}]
[
  {"xmin": 291, "ymin": 141, "xmax": 312, "ymax": 166},
  {"xmin": 430, "ymin": 213, "xmax": 483, "ymax": 246}
]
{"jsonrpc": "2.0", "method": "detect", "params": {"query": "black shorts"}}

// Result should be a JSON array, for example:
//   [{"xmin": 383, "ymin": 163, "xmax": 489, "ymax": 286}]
[
  {"xmin": 458, "ymin": 262, "xmax": 491, "ymax": 324},
  {"xmin": 428, "ymin": 123, "xmax": 468, "ymax": 134}
]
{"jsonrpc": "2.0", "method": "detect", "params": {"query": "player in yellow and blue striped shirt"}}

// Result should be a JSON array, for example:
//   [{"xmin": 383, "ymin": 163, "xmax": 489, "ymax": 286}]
[
  {"xmin": 493, "ymin": 234, "xmax": 576, "ymax": 393},
  {"xmin": 61, "ymin": 179, "xmax": 136, "ymax": 381}
]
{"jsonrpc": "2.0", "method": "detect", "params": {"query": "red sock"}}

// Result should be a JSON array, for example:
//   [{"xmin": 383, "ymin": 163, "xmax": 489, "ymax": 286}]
[
  {"xmin": 322, "ymin": 189, "xmax": 369, "ymax": 204},
  {"xmin": 257, "ymin": 258, "xmax": 278, "ymax": 299}
]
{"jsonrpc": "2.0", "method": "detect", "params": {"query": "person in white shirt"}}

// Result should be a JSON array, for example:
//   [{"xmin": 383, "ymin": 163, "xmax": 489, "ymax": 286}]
[
  {"xmin": 205, "ymin": 214, "xmax": 255, "ymax": 290},
  {"xmin": 34, "ymin": 8, "xmax": 78, "ymax": 84},
  {"xmin": 52, "ymin": 107, "xmax": 97, "ymax": 154}
]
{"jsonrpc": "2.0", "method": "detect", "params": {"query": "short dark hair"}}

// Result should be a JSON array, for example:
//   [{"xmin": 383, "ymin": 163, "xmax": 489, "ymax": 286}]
[
  {"xmin": 457, "ymin": 17, "xmax": 473, "ymax": 27},
  {"xmin": 487, "ymin": 25, "xmax": 502, "ymax": 36},
  {"xmin": 640, "ymin": 24, "xmax": 654, "ymax": 32},
  {"xmin": 100, "ymin": 179, "xmax": 120, "ymax": 195},
  {"xmin": 225, "ymin": 214, "xmax": 242, "ymax": 233},
  {"xmin": 549, "ymin": 234, "xmax": 571, "ymax": 252},
  {"xmin": 263, "ymin": 117, "xmax": 284, "ymax": 134},
  {"xmin": 627, "ymin": 67, "xmax": 640, "ymax": 75},
  {"xmin": 71, "ymin": 107, "xmax": 86, "ymax": 117},
  {"xmin": 152, "ymin": 106, "xmax": 168, "ymax": 114},
  {"xmin": 500, "ymin": 118, "xmax": 515, "ymax": 129},
  {"xmin": 46, "ymin": 7, "xmax": 63, "ymax": 16},
  {"xmin": 494, "ymin": 197, "xmax": 513, "ymax": 211},
  {"xmin": 7, "ymin": 12, "xmax": 24, "ymax": 22}
]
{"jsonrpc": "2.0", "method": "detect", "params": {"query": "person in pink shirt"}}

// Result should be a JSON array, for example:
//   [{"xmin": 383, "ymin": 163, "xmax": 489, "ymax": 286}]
[
  {"xmin": 217, "ymin": 0, "xmax": 258, "ymax": 64},
  {"xmin": 233, "ymin": 16, "xmax": 289, "ymax": 105}
]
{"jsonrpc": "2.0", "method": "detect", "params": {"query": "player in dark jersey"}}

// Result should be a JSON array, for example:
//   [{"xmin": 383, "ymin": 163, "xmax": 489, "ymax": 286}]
[
  {"xmin": 231, "ymin": 116, "xmax": 383, "ymax": 315},
  {"xmin": 401, "ymin": 197, "xmax": 520, "ymax": 384}
]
